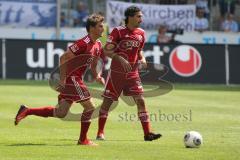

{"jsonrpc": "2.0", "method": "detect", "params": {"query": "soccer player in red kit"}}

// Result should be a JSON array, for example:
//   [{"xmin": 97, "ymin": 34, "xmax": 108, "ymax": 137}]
[
  {"xmin": 14, "ymin": 14, "xmax": 105, "ymax": 146},
  {"xmin": 96, "ymin": 6, "xmax": 162, "ymax": 141}
]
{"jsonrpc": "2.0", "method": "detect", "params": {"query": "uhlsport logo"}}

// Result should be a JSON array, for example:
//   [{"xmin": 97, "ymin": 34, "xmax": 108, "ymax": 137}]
[{"xmin": 169, "ymin": 45, "xmax": 202, "ymax": 77}]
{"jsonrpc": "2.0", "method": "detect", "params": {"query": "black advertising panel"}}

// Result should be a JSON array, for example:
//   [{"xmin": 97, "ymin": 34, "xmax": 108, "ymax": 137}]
[
  {"xmin": 3, "ymin": 39, "xmax": 239, "ymax": 84},
  {"xmin": 5, "ymin": 39, "xmax": 72, "ymax": 80},
  {"xmin": 228, "ymin": 45, "xmax": 240, "ymax": 84},
  {"xmin": 143, "ymin": 44, "xmax": 226, "ymax": 84}
]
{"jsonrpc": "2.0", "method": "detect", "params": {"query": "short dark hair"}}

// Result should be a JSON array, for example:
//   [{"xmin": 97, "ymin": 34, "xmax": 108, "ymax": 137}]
[
  {"xmin": 86, "ymin": 13, "xmax": 104, "ymax": 32},
  {"xmin": 124, "ymin": 6, "xmax": 141, "ymax": 24}
]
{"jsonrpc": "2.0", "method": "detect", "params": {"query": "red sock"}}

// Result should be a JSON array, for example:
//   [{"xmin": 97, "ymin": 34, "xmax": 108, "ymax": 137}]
[
  {"xmin": 97, "ymin": 108, "xmax": 109, "ymax": 135},
  {"xmin": 138, "ymin": 111, "xmax": 151, "ymax": 136},
  {"xmin": 27, "ymin": 106, "xmax": 54, "ymax": 117},
  {"xmin": 80, "ymin": 110, "xmax": 94, "ymax": 142}
]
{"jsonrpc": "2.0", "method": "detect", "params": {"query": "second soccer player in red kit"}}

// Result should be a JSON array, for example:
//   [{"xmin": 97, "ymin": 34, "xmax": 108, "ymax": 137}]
[
  {"xmin": 14, "ymin": 14, "xmax": 105, "ymax": 146},
  {"xmin": 96, "ymin": 6, "xmax": 162, "ymax": 141}
]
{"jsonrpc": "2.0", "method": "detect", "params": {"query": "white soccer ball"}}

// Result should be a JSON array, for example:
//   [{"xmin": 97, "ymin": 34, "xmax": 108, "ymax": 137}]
[{"xmin": 184, "ymin": 131, "xmax": 203, "ymax": 148}]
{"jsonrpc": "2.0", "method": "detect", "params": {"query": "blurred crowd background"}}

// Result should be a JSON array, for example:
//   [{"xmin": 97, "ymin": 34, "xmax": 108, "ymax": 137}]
[
  {"xmin": 60, "ymin": 0, "xmax": 240, "ymax": 32},
  {"xmin": 0, "ymin": 0, "xmax": 240, "ymax": 32}
]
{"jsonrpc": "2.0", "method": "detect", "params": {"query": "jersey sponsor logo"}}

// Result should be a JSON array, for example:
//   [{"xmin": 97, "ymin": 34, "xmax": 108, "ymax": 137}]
[
  {"xmin": 70, "ymin": 44, "xmax": 79, "ymax": 53},
  {"xmin": 119, "ymin": 40, "xmax": 140, "ymax": 50},
  {"xmin": 169, "ymin": 45, "xmax": 202, "ymax": 77}
]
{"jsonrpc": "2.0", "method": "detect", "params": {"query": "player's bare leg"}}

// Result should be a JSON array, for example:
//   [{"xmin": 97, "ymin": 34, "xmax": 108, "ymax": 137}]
[
  {"xmin": 77, "ymin": 98, "xmax": 98, "ymax": 146},
  {"xmin": 54, "ymin": 100, "xmax": 72, "ymax": 118},
  {"xmin": 96, "ymin": 97, "xmax": 113, "ymax": 140},
  {"xmin": 133, "ymin": 95, "xmax": 162, "ymax": 141},
  {"xmin": 15, "ymin": 100, "xmax": 72, "ymax": 125}
]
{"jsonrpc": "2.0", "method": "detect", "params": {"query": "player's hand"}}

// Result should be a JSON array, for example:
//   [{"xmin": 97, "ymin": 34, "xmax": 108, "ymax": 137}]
[
  {"xmin": 114, "ymin": 55, "xmax": 132, "ymax": 72},
  {"xmin": 139, "ymin": 57, "xmax": 147, "ymax": 69},
  {"xmin": 96, "ymin": 75, "xmax": 105, "ymax": 85}
]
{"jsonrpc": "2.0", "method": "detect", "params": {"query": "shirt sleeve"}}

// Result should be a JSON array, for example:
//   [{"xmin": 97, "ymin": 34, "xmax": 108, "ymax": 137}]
[
  {"xmin": 139, "ymin": 31, "xmax": 146, "ymax": 51},
  {"xmin": 106, "ymin": 28, "xmax": 120, "ymax": 45},
  {"xmin": 68, "ymin": 40, "xmax": 87, "ymax": 56}
]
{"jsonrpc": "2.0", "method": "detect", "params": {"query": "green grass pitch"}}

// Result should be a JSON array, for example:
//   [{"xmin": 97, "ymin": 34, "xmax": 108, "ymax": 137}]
[{"xmin": 0, "ymin": 80, "xmax": 240, "ymax": 160}]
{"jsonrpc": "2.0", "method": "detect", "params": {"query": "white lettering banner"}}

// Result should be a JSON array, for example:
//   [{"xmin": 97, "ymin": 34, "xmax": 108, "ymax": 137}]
[
  {"xmin": 107, "ymin": 1, "xmax": 196, "ymax": 31},
  {"xmin": 0, "ymin": 0, "xmax": 56, "ymax": 27}
]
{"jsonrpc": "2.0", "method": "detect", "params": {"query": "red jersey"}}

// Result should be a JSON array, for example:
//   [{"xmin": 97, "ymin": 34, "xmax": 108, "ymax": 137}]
[
  {"xmin": 68, "ymin": 35, "xmax": 103, "ymax": 78},
  {"xmin": 107, "ymin": 26, "xmax": 145, "ymax": 73},
  {"xmin": 57, "ymin": 35, "xmax": 103, "ymax": 102}
]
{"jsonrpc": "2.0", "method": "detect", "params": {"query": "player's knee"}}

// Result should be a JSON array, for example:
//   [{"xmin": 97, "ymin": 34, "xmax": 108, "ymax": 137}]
[
  {"xmin": 135, "ymin": 97, "xmax": 145, "ymax": 107},
  {"xmin": 85, "ymin": 106, "xmax": 95, "ymax": 112},
  {"xmin": 102, "ymin": 98, "xmax": 113, "ymax": 109},
  {"xmin": 82, "ymin": 103, "xmax": 95, "ymax": 111},
  {"xmin": 56, "ymin": 112, "xmax": 68, "ymax": 118},
  {"xmin": 55, "ymin": 108, "xmax": 68, "ymax": 118},
  {"xmin": 80, "ymin": 99, "xmax": 96, "ymax": 111}
]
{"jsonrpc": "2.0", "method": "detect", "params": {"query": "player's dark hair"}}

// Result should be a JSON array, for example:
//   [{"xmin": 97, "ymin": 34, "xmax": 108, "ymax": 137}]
[
  {"xmin": 124, "ymin": 6, "xmax": 141, "ymax": 24},
  {"xmin": 86, "ymin": 13, "xmax": 104, "ymax": 32}
]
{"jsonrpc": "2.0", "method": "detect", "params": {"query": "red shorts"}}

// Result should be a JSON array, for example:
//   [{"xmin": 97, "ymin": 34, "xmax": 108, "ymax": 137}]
[
  {"xmin": 102, "ymin": 70, "xmax": 143, "ymax": 101},
  {"xmin": 58, "ymin": 76, "xmax": 90, "ymax": 104}
]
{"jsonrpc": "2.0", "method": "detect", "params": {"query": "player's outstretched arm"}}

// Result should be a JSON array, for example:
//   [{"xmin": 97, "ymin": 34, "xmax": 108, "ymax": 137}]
[
  {"xmin": 138, "ymin": 51, "xmax": 147, "ymax": 69},
  {"xmin": 104, "ymin": 43, "xmax": 132, "ymax": 72},
  {"xmin": 90, "ymin": 57, "xmax": 105, "ymax": 85},
  {"xmin": 59, "ymin": 49, "xmax": 75, "ymax": 85}
]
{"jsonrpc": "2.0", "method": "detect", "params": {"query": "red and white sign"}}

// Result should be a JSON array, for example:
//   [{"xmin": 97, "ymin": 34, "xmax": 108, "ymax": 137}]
[{"xmin": 169, "ymin": 45, "xmax": 202, "ymax": 77}]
